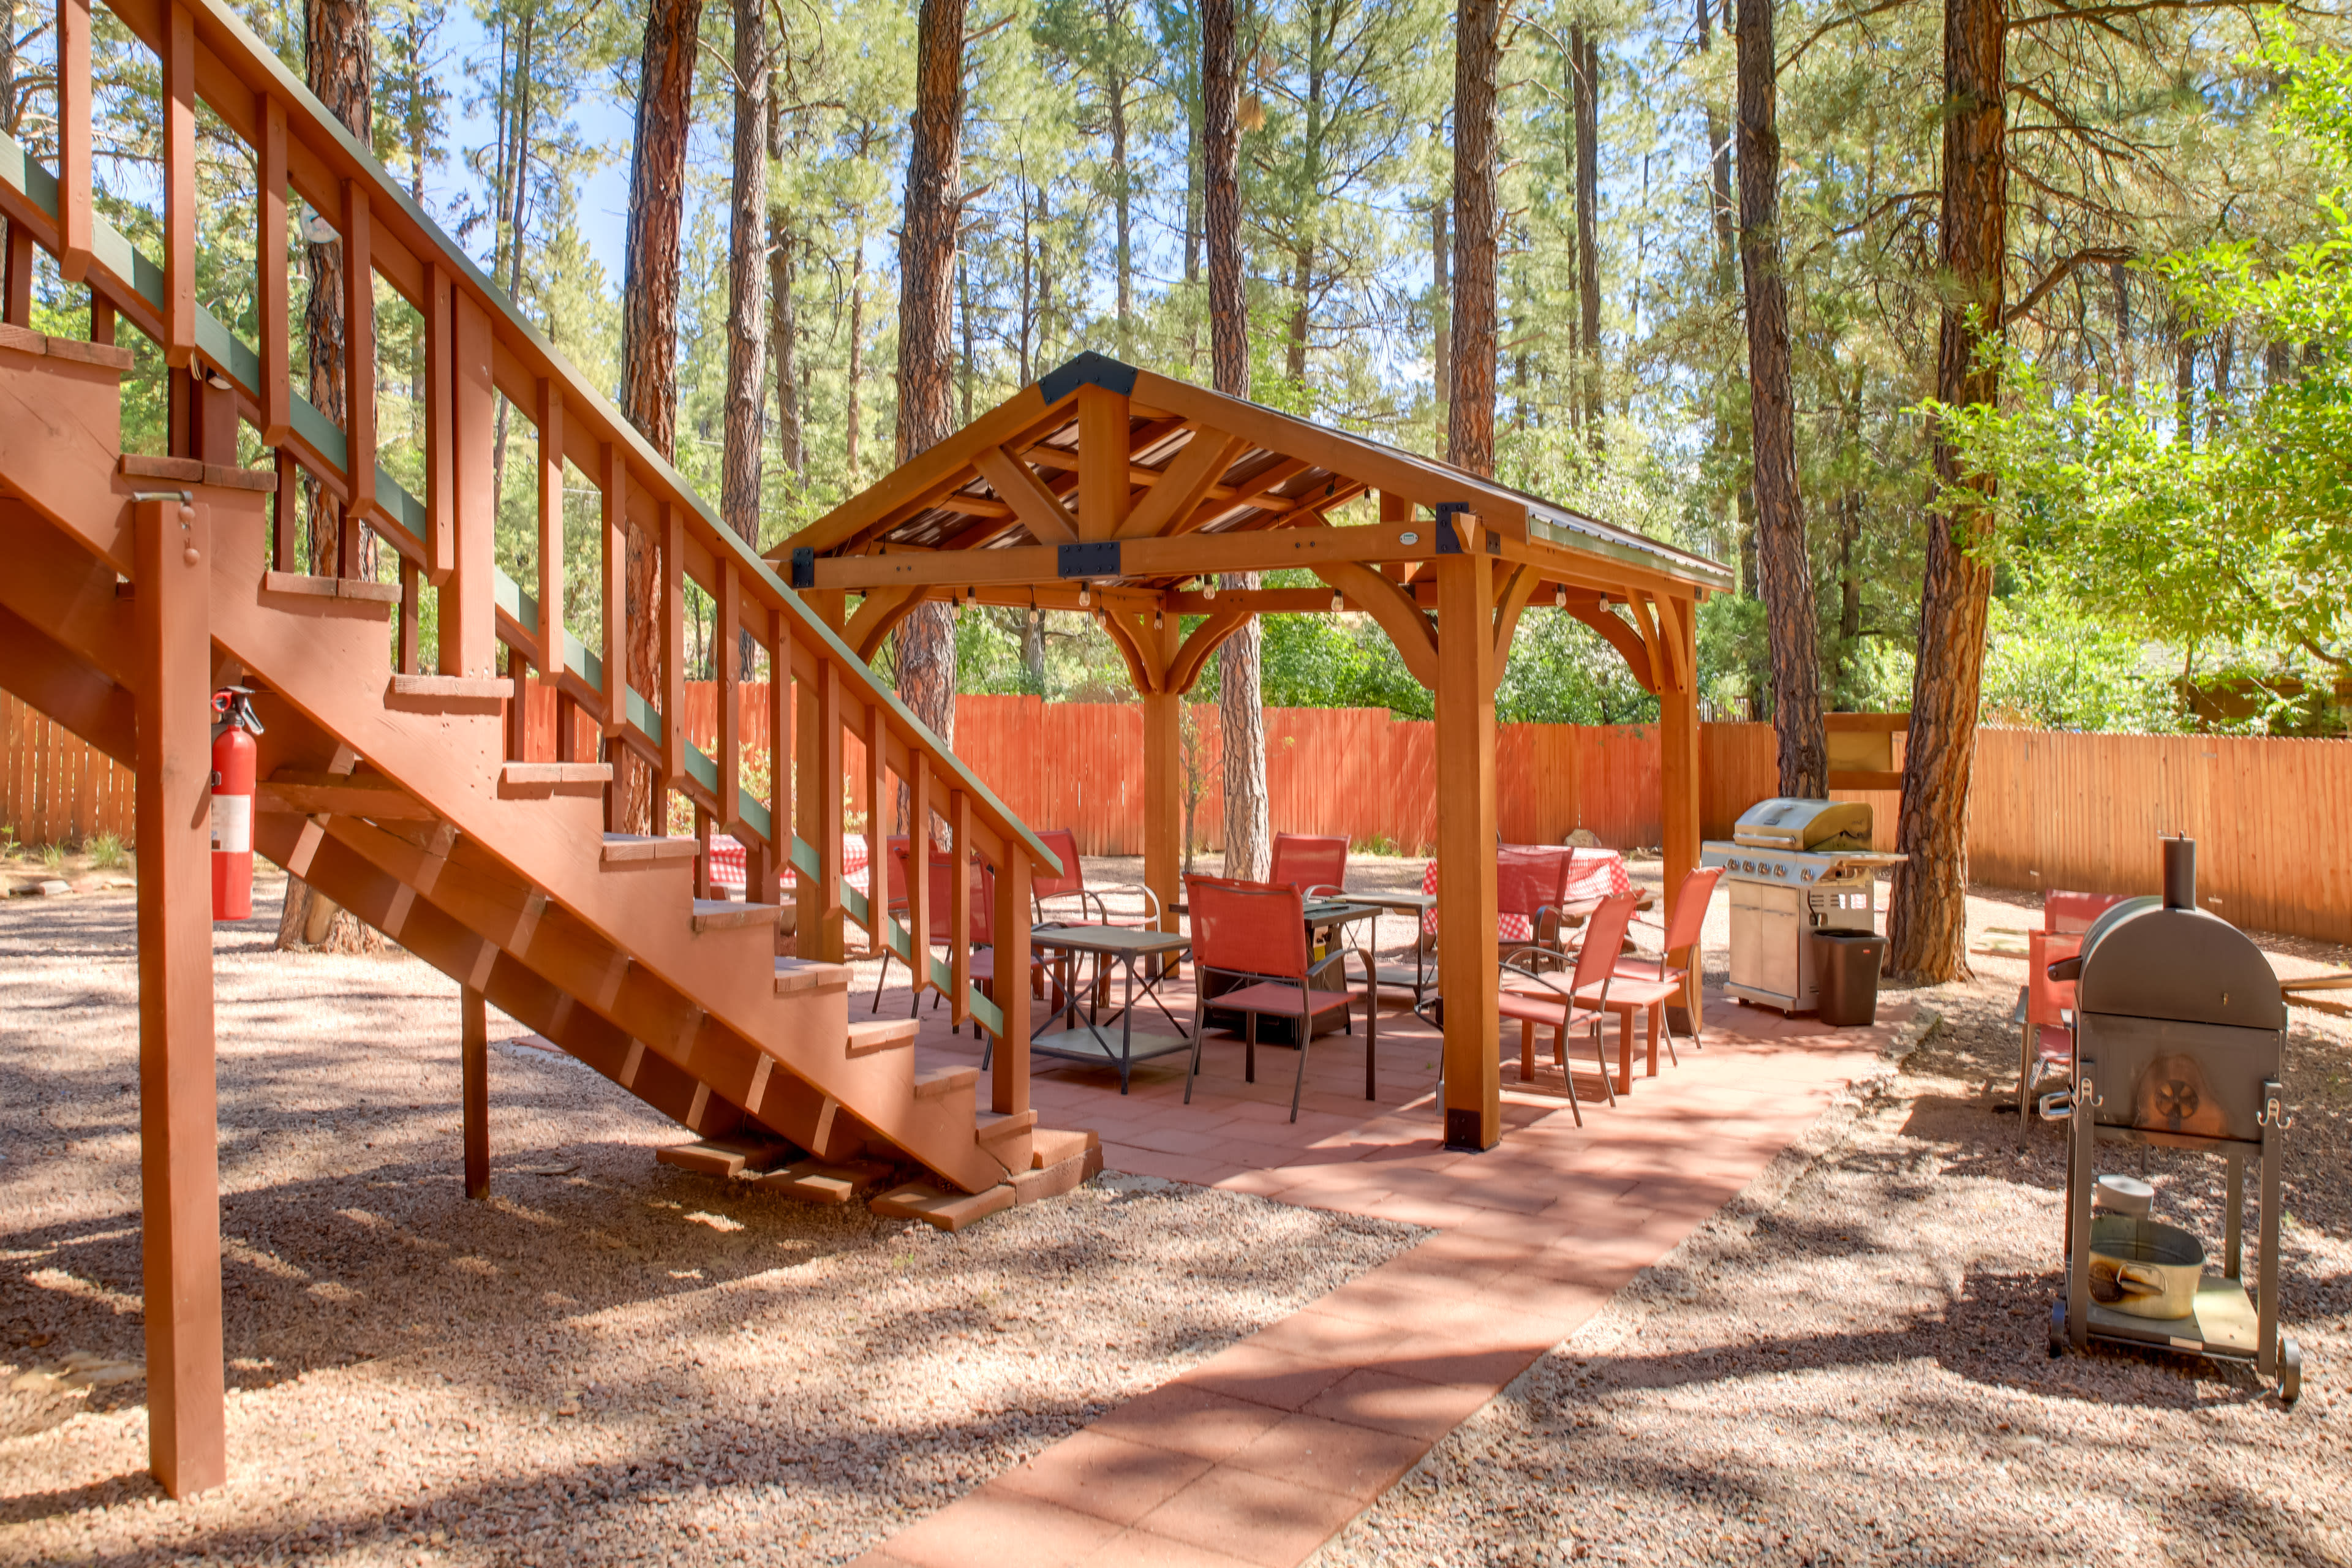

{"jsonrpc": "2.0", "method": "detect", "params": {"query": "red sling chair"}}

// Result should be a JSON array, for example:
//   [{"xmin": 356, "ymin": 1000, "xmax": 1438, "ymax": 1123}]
[
  {"xmin": 1184, "ymin": 875, "xmax": 1376, "ymax": 1123},
  {"xmin": 1491, "ymin": 891, "xmax": 1640, "ymax": 1125}
]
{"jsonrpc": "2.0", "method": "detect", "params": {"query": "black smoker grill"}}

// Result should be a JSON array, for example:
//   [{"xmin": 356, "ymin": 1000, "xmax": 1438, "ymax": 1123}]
[{"xmin": 2043, "ymin": 835, "xmax": 2302, "ymax": 1401}]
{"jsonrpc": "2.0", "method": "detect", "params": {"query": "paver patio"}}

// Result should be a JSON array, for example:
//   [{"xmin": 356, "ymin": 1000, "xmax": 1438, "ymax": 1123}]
[{"xmin": 849, "ymin": 978, "xmax": 1906, "ymax": 1568}]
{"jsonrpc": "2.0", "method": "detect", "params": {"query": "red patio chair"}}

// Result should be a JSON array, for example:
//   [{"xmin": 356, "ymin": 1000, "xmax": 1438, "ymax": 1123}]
[
  {"xmin": 1184, "ymin": 875, "xmax": 1376, "ymax": 1123},
  {"xmin": 2044, "ymin": 889, "xmax": 2127, "ymax": 935},
  {"xmin": 2016, "ymin": 928, "xmax": 2081, "ymax": 1138},
  {"xmin": 1031, "ymin": 827, "xmax": 1163, "ymax": 928},
  {"xmin": 1576, "ymin": 865, "xmax": 1723, "ymax": 1091},
  {"xmin": 1492, "ymin": 891, "xmax": 1640, "ymax": 1125},
  {"xmin": 875, "ymin": 841, "xmax": 982, "ymax": 1013},
  {"xmin": 1268, "ymin": 833, "xmax": 1349, "ymax": 897}
]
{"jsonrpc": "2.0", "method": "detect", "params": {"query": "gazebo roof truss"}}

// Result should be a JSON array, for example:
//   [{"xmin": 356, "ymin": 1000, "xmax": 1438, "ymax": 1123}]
[{"xmin": 772, "ymin": 354, "xmax": 1732, "ymax": 703}]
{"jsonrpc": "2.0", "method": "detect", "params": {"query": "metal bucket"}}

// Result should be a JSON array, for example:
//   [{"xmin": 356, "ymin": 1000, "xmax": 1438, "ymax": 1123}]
[{"xmin": 2089, "ymin": 1215, "xmax": 2205, "ymax": 1319}]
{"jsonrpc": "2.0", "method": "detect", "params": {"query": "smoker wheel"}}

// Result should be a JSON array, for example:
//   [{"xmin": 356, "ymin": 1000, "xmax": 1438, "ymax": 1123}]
[
  {"xmin": 2048, "ymin": 1302, "xmax": 2066, "ymax": 1359},
  {"xmin": 2280, "ymin": 1338, "xmax": 2302, "ymax": 1406}
]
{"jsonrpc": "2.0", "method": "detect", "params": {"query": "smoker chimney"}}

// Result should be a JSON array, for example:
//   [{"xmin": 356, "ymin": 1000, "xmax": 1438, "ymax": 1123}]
[{"xmin": 2162, "ymin": 835, "xmax": 2197, "ymax": 911}]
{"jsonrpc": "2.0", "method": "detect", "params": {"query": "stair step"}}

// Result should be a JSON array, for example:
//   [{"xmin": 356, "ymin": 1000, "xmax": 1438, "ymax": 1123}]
[
  {"xmin": 775, "ymin": 956, "xmax": 852, "ymax": 996},
  {"xmin": 388, "ymin": 673, "xmax": 510, "ymax": 712},
  {"xmin": 603, "ymin": 832, "xmax": 701, "ymax": 867},
  {"xmin": 498, "ymin": 761, "xmax": 611, "ymax": 799},
  {"xmin": 654, "ymin": 1137, "xmax": 790, "ymax": 1179},
  {"xmin": 870, "ymin": 1181, "xmax": 1014, "ymax": 1232},
  {"xmin": 119, "ymin": 450, "xmax": 272, "ymax": 490},
  {"xmin": 974, "ymin": 1109, "xmax": 1038, "ymax": 1175},
  {"xmin": 255, "ymin": 769, "xmax": 437, "ymax": 822},
  {"xmin": 912, "ymin": 1065, "xmax": 979, "ymax": 1102},
  {"xmin": 974, "ymin": 1109, "xmax": 1038, "ymax": 1146},
  {"xmin": 1028, "ymin": 1127, "xmax": 1101, "ymax": 1171},
  {"xmin": 262, "ymin": 569, "xmax": 401, "ymax": 605},
  {"xmin": 692, "ymin": 899, "xmax": 783, "ymax": 934},
  {"xmin": 845, "ymin": 1018, "xmax": 918, "ymax": 1056},
  {"xmin": 1010, "ymin": 1138, "xmax": 1106, "ymax": 1205},
  {"xmin": 760, "ymin": 1156, "xmax": 891, "ymax": 1205}
]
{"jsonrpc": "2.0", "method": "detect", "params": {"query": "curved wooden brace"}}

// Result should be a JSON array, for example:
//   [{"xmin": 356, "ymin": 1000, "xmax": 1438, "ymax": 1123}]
[
  {"xmin": 846, "ymin": 586, "xmax": 924, "ymax": 662},
  {"xmin": 1621, "ymin": 590, "xmax": 1669, "ymax": 695},
  {"xmin": 1563, "ymin": 600, "xmax": 1659, "ymax": 695},
  {"xmin": 1655, "ymin": 592, "xmax": 1694, "ymax": 694},
  {"xmin": 1097, "ymin": 606, "xmax": 1161, "ymax": 695},
  {"xmin": 1313, "ymin": 560, "xmax": 1438, "ymax": 690},
  {"xmin": 1490, "ymin": 564, "xmax": 1542, "ymax": 688},
  {"xmin": 1167, "ymin": 609, "xmax": 1251, "ymax": 696}
]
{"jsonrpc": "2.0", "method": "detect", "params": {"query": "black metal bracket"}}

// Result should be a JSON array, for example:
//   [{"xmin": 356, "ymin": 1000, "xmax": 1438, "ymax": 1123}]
[
  {"xmin": 1058, "ymin": 540, "xmax": 1121, "ymax": 579},
  {"xmin": 790, "ymin": 548, "xmax": 815, "ymax": 590},
  {"xmin": 1434, "ymin": 502, "xmax": 1471, "ymax": 554}
]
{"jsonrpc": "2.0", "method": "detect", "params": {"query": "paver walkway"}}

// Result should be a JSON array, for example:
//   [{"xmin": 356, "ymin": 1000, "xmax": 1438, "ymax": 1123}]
[{"xmin": 850, "ymin": 983, "xmax": 1903, "ymax": 1568}]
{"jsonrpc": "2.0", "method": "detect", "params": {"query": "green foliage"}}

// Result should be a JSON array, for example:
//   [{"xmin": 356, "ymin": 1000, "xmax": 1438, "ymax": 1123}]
[
  {"xmin": 1928, "ymin": 34, "xmax": 2352, "ymax": 714},
  {"xmin": 87, "ymin": 833, "xmax": 129, "ymax": 870}
]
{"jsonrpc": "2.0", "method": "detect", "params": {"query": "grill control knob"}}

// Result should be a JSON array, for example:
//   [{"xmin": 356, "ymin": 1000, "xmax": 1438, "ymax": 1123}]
[
  {"xmin": 1802, "ymin": 867, "xmax": 1815, "ymax": 882},
  {"xmin": 1774, "ymin": 863, "xmax": 1787, "ymax": 878}
]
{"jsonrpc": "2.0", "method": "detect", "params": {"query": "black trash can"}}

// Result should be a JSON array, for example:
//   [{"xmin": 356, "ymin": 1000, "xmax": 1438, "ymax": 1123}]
[{"xmin": 1815, "ymin": 932, "xmax": 1885, "ymax": 1027}]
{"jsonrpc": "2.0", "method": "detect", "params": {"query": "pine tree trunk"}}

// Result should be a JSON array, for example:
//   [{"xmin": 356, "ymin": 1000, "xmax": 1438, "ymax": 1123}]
[
  {"xmin": 1447, "ymin": 0, "xmax": 1502, "ymax": 477},
  {"xmin": 846, "ymin": 257, "xmax": 864, "ymax": 482},
  {"xmin": 1109, "ymin": 67, "xmax": 1133, "ymax": 357},
  {"xmin": 1202, "ymin": 0, "xmax": 1267, "ymax": 878},
  {"xmin": 892, "ymin": 0, "xmax": 968, "ymax": 764},
  {"xmin": 283, "ymin": 0, "xmax": 385, "ymax": 957},
  {"xmin": 619, "ymin": 0, "xmax": 704, "ymax": 836},
  {"xmin": 1888, "ymin": 0, "xmax": 2005, "ymax": 984},
  {"xmin": 1431, "ymin": 200, "xmax": 1449, "ymax": 439},
  {"xmin": 769, "ymin": 209, "xmax": 802, "ymax": 479},
  {"xmin": 1572, "ymin": 27, "xmax": 1602, "ymax": 439},
  {"xmin": 2171, "ymin": 311, "xmax": 2194, "ymax": 446},
  {"xmin": 1735, "ymin": 0, "xmax": 1825, "ymax": 797},
  {"xmin": 1204, "ymin": 0, "xmax": 1246, "ymax": 398},
  {"xmin": 720, "ymin": 0, "xmax": 767, "ymax": 549},
  {"xmin": 1699, "ymin": 0, "xmax": 1736, "ymax": 292}
]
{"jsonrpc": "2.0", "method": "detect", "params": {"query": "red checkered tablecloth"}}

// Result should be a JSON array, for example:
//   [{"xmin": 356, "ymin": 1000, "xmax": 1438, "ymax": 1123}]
[
  {"xmin": 1419, "ymin": 848, "xmax": 1631, "ymax": 941},
  {"xmin": 706, "ymin": 835, "xmax": 869, "ymax": 897}
]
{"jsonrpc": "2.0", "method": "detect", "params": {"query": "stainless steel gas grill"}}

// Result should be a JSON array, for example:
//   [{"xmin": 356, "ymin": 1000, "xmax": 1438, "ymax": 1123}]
[
  {"xmin": 2042, "ymin": 835, "xmax": 2302, "ymax": 1401},
  {"xmin": 1701, "ymin": 799, "xmax": 1906, "ymax": 1014}
]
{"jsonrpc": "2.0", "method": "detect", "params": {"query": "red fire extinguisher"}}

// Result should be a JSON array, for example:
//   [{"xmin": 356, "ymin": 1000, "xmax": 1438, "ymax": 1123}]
[{"xmin": 211, "ymin": 687, "xmax": 263, "ymax": 920}]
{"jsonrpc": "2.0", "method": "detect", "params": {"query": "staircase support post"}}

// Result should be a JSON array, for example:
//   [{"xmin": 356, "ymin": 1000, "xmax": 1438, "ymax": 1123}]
[
  {"xmin": 132, "ymin": 496, "xmax": 225, "ymax": 1496},
  {"xmin": 990, "ymin": 848, "xmax": 1033, "ymax": 1116},
  {"xmin": 462, "ymin": 987, "xmax": 489, "ymax": 1199}
]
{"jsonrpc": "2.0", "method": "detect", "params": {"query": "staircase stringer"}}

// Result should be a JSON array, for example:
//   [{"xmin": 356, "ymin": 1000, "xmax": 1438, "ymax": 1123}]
[{"xmin": 197, "ymin": 496, "xmax": 1006, "ymax": 1185}]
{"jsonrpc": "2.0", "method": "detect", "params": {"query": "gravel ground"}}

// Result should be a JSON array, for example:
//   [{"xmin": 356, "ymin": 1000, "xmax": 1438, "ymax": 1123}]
[
  {"xmin": 1322, "ymin": 892, "xmax": 2352, "ymax": 1568},
  {"xmin": 0, "ymin": 870, "xmax": 1422, "ymax": 1567}
]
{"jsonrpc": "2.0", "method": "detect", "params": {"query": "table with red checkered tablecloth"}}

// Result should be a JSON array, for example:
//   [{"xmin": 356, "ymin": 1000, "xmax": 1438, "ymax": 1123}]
[
  {"xmin": 1419, "ymin": 847, "xmax": 1631, "ymax": 941},
  {"xmin": 704, "ymin": 835, "xmax": 869, "ymax": 898}
]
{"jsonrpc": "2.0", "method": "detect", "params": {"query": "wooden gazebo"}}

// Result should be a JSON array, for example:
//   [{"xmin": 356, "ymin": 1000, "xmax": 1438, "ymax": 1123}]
[{"xmin": 771, "ymin": 354, "xmax": 1733, "ymax": 1150}]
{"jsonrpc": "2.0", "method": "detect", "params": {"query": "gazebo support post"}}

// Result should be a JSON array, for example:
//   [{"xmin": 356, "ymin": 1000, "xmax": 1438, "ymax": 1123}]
[
  {"xmin": 132, "ymin": 496, "xmax": 226, "ymax": 1496},
  {"xmin": 1434, "ymin": 546, "xmax": 1501, "ymax": 1150},
  {"xmin": 1658, "ymin": 596, "xmax": 1703, "ymax": 1032},
  {"xmin": 1142, "ymin": 612, "xmax": 1183, "ymax": 969}
]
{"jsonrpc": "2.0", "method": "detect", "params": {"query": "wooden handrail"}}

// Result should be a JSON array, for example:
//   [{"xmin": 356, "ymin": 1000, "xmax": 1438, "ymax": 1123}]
[{"xmin": 6, "ymin": 0, "xmax": 1058, "ymax": 1061}]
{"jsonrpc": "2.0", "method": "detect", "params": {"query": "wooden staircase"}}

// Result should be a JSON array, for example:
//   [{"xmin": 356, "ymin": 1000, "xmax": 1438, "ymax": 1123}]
[{"xmin": 0, "ymin": 0, "xmax": 1079, "ymax": 1208}]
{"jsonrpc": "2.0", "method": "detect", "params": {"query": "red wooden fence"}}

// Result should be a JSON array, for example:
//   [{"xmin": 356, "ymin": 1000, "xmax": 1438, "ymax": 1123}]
[{"xmin": 8, "ymin": 682, "xmax": 2347, "ymax": 943}]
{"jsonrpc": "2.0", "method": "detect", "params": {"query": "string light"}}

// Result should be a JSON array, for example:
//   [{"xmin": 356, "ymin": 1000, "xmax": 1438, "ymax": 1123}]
[
  {"xmin": 1153, "ymin": 609, "xmax": 1164, "ymax": 630},
  {"xmin": 1077, "ymin": 586, "xmax": 1091, "ymax": 609},
  {"xmin": 1330, "ymin": 590, "xmax": 1343, "ymax": 613},
  {"xmin": 1553, "ymin": 584, "xmax": 1567, "ymax": 609}
]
